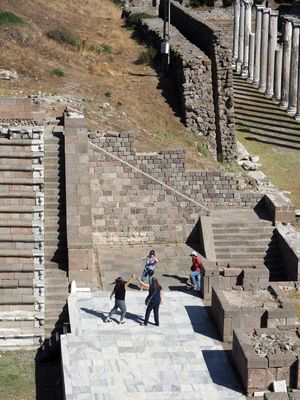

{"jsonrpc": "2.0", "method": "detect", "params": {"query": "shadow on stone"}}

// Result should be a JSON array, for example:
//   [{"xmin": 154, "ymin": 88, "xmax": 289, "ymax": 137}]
[
  {"xmin": 80, "ymin": 308, "xmax": 144, "ymax": 324},
  {"xmin": 185, "ymin": 305, "xmax": 220, "ymax": 339},
  {"xmin": 202, "ymin": 349, "xmax": 244, "ymax": 394},
  {"xmin": 168, "ymin": 285, "xmax": 201, "ymax": 298},
  {"xmin": 35, "ymin": 355, "xmax": 64, "ymax": 400}
]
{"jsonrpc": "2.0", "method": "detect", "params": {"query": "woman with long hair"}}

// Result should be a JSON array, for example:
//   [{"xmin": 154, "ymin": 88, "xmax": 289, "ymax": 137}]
[
  {"xmin": 134, "ymin": 275, "xmax": 163, "ymax": 326},
  {"xmin": 105, "ymin": 276, "xmax": 134, "ymax": 324}
]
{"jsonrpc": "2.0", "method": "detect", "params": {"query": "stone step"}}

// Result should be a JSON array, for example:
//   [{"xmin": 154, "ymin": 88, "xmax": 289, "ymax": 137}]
[
  {"xmin": 45, "ymin": 261, "xmax": 67, "ymax": 270},
  {"xmin": 214, "ymin": 238, "xmax": 271, "ymax": 246},
  {"xmin": 0, "ymin": 220, "xmax": 42, "ymax": 228},
  {"xmin": 0, "ymin": 191, "xmax": 36, "ymax": 199},
  {"xmin": 0, "ymin": 328, "xmax": 43, "ymax": 347},
  {"xmin": 0, "ymin": 293, "xmax": 35, "ymax": 305},
  {"xmin": 0, "ymin": 138, "xmax": 36, "ymax": 146},
  {"xmin": 0, "ymin": 249, "xmax": 41, "ymax": 257},
  {"xmin": 0, "ymin": 177, "xmax": 43, "ymax": 185},
  {"xmin": 0, "ymin": 151, "xmax": 43, "ymax": 159},
  {"xmin": 235, "ymin": 114, "xmax": 300, "ymax": 139},
  {"xmin": 0, "ymin": 264, "xmax": 34, "ymax": 272},
  {"xmin": 211, "ymin": 221, "xmax": 272, "ymax": 228},
  {"xmin": 0, "ymin": 205, "xmax": 43, "ymax": 217},
  {"xmin": 213, "ymin": 232, "xmax": 273, "ymax": 240}
]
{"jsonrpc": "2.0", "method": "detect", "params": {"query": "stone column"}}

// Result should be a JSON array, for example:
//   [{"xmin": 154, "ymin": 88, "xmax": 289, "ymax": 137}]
[
  {"xmin": 236, "ymin": 0, "xmax": 245, "ymax": 73},
  {"xmin": 242, "ymin": 0, "xmax": 253, "ymax": 77},
  {"xmin": 248, "ymin": 33, "xmax": 255, "ymax": 82},
  {"xmin": 287, "ymin": 22, "xmax": 300, "ymax": 115},
  {"xmin": 280, "ymin": 17, "xmax": 293, "ymax": 109},
  {"xmin": 273, "ymin": 46, "xmax": 283, "ymax": 103},
  {"xmin": 266, "ymin": 10, "xmax": 279, "ymax": 98},
  {"xmin": 259, "ymin": 8, "xmax": 270, "ymax": 93},
  {"xmin": 233, "ymin": 0, "xmax": 240, "ymax": 69},
  {"xmin": 253, "ymin": 5, "xmax": 264, "ymax": 87},
  {"xmin": 295, "ymin": 49, "xmax": 300, "ymax": 120}
]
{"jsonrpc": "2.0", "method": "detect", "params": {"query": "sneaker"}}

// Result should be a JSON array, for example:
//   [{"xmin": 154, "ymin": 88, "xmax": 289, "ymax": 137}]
[
  {"xmin": 105, "ymin": 317, "xmax": 112, "ymax": 323},
  {"xmin": 119, "ymin": 320, "xmax": 126, "ymax": 324},
  {"xmin": 140, "ymin": 322, "xmax": 147, "ymax": 326}
]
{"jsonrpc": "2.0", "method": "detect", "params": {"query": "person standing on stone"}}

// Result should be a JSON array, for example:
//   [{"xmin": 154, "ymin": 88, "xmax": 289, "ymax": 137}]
[
  {"xmin": 141, "ymin": 249, "xmax": 158, "ymax": 284},
  {"xmin": 134, "ymin": 276, "xmax": 162, "ymax": 326},
  {"xmin": 105, "ymin": 276, "xmax": 134, "ymax": 324},
  {"xmin": 189, "ymin": 251, "xmax": 202, "ymax": 291}
]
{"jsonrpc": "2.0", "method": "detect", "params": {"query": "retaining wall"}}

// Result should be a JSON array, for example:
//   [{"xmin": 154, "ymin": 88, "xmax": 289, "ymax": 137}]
[
  {"xmin": 89, "ymin": 132, "xmax": 263, "ymax": 244},
  {"xmin": 162, "ymin": 1, "xmax": 237, "ymax": 162}
]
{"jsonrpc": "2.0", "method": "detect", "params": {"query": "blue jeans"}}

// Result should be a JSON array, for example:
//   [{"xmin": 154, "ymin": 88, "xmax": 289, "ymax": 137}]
[
  {"xmin": 189, "ymin": 271, "xmax": 201, "ymax": 290},
  {"xmin": 141, "ymin": 268, "xmax": 154, "ymax": 284}
]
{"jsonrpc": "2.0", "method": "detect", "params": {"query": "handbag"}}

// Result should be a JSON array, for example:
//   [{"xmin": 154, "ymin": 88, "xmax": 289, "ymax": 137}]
[{"xmin": 145, "ymin": 289, "xmax": 157, "ymax": 306}]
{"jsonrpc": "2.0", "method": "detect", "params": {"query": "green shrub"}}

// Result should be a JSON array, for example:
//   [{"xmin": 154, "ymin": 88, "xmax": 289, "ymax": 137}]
[
  {"xmin": 127, "ymin": 12, "xmax": 156, "ymax": 28},
  {"xmin": 46, "ymin": 27, "xmax": 81, "ymax": 49},
  {"xmin": 197, "ymin": 143, "xmax": 208, "ymax": 157},
  {"xmin": 0, "ymin": 10, "xmax": 26, "ymax": 26},
  {"xmin": 136, "ymin": 46, "xmax": 157, "ymax": 65},
  {"xmin": 50, "ymin": 68, "xmax": 65, "ymax": 78},
  {"xmin": 100, "ymin": 43, "xmax": 113, "ymax": 54},
  {"xmin": 88, "ymin": 43, "xmax": 113, "ymax": 54}
]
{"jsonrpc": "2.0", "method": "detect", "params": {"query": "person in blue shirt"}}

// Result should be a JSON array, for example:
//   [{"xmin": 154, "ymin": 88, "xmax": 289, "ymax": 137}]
[{"xmin": 141, "ymin": 249, "xmax": 158, "ymax": 284}]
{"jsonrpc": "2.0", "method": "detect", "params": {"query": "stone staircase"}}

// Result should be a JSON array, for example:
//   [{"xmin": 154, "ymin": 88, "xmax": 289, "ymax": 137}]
[
  {"xmin": 233, "ymin": 73, "xmax": 300, "ymax": 150},
  {"xmin": 44, "ymin": 126, "xmax": 69, "ymax": 338},
  {"xmin": 209, "ymin": 209, "xmax": 285, "ymax": 281},
  {"xmin": 0, "ymin": 125, "xmax": 45, "ymax": 347}
]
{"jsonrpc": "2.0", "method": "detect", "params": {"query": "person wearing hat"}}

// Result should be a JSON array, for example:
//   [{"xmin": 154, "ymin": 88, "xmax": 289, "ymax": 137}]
[
  {"xmin": 189, "ymin": 251, "xmax": 202, "ymax": 291},
  {"xmin": 141, "ymin": 249, "xmax": 158, "ymax": 285},
  {"xmin": 105, "ymin": 275, "xmax": 134, "ymax": 324}
]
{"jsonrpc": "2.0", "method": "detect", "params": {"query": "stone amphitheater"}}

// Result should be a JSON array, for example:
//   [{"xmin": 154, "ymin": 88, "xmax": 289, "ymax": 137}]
[{"xmin": 1, "ymin": 0, "xmax": 300, "ymax": 399}]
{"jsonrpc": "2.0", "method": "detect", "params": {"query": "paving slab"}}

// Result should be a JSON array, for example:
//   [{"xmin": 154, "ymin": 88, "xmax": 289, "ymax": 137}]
[{"xmin": 61, "ymin": 291, "xmax": 246, "ymax": 400}]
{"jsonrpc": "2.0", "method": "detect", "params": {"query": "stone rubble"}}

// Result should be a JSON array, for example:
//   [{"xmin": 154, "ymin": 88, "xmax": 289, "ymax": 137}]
[
  {"xmin": 0, "ymin": 68, "xmax": 18, "ymax": 80},
  {"xmin": 251, "ymin": 329, "xmax": 300, "ymax": 358}
]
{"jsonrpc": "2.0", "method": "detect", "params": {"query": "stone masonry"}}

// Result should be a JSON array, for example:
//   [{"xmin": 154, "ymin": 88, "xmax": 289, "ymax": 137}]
[
  {"xmin": 88, "ymin": 132, "xmax": 263, "ymax": 245},
  {"xmin": 160, "ymin": 1, "xmax": 237, "ymax": 162},
  {"xmin": 211, "ymin": 284, "xmax": 296, "ymax": 341}
]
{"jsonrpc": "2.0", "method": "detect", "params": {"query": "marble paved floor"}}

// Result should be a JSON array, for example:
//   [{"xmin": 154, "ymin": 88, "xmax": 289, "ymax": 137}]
[{"xmin": 61, "ymin": 290, "xmax": 246, "ymax": 400}]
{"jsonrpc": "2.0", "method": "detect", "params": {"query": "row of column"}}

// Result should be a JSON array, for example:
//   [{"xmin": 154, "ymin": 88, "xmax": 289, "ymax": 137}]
[{"xmin": 233, "ymin": 1, "xmax": 300, "ymax": 121}]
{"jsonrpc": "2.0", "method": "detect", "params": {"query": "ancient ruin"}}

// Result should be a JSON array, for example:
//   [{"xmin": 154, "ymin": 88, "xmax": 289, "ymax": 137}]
[{"xmin": 0, "ymin": 0, "xmax": 300, "ymax": 399}]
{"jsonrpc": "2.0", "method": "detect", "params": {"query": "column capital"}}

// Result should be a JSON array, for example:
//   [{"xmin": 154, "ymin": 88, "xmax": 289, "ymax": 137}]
[
  {"xmin": 235, "ymin": 0, "xmax": 240, "ymax": 5},
  {"xmin": 269, "ymin": 10, "xmax": 279, "ymax": 17},
  {"xmin": 292, "ymin": 22, "xmax": 300, "ymax": 29},
  {"xmin": 243, "ymin": 0, "xmax": 253, "ymax": 8},
  {"xmin": 283, "ymin": 16, "xmax": 294, "ymax": 24},
  {"xmin": 262, "ymin": 7, "xmax": 271, "ymax": 14},
  {"xmin": 255, "ymin": 4, "xmax": 264, "ymax": 10}
]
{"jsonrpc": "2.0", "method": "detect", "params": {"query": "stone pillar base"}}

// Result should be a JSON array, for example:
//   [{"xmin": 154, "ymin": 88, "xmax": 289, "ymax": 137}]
[
  {"xmin": 280, "ymin": 101, "xmax": 289, "ymax": 110},
  {"xmin": 287, "ymin": 106, "xmax": 296, "ymax": 115},
  {"xmin": 236, "ymin": 62, "xmax": 242, "ymax": 73},
  {"xmin": 294, "ymin": 113, "xmax": 300, "ymax": 121}
]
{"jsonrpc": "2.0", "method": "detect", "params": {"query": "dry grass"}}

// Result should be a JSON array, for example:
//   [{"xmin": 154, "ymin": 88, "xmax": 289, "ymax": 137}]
[
  {"xmin": 0, "ymin": 0, "xmax": 219, "ymax": 171},
  {"xmin": 287, "ymin": 290, "xmax": 300, "ymax": 322}
]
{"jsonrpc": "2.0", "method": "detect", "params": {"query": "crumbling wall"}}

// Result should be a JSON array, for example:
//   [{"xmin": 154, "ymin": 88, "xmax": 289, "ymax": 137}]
[{"xmin": 160, "ymin": 1, "xmax": 237, "ymax": 162}]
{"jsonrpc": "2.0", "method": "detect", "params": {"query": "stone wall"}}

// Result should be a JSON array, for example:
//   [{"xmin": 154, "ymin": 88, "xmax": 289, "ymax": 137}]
[
  {"xmin": 161, "ymin": 1, "xmax": 237, "ymax": 162},
  {"xmin": 89, "ymin": 132, "xmax": 263, "ymax": 244},
  {"xmin": 137, "ymin": 18, "xmax": 217, "ymax": 156},
  {"xmin": 64, "ymin": 111, "xmax": 97, "ymax": 288}
]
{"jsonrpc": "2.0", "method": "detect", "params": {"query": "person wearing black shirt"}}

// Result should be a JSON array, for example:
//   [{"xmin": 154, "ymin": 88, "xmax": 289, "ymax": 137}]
[{"xmin": 105, "ymin": 276, "xmax": 134, "ymax": 324}]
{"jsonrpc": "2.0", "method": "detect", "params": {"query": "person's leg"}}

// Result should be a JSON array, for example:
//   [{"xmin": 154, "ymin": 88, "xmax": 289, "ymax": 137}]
[
  {"xmin": 189, "ymin": 271, "xmax": 198, "ymax": 288},
  {"xmin": 141, "ymin": 267, "xmax": 148, "ymax": 282},
  {"xmin": 106, "ymin": 302, "xmax": 118, "ymax": 321},
  {"xmin": 153, "ymin": 304, "xmax": 160, "ymax": 326},
  {"xmin": 195, "ymin": 272, "xmax": 201, "ymax": 290},
  {"xmin": 148, "ymin": 270, "xmax": 154, "ymax": 285},
  {"xmin": 143, "ymin": 303, "xmax": 154, "ymax": 325},
  {"xmin": 118, "ymin": 300, "xmax": 127, "ymax": 322}
]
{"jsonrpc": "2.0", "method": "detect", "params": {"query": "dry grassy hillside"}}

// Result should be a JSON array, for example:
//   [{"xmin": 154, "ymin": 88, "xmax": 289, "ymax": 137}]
[{"xmin": 0, "ymin": 0, "xmax": 219, "ymax": 170}]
